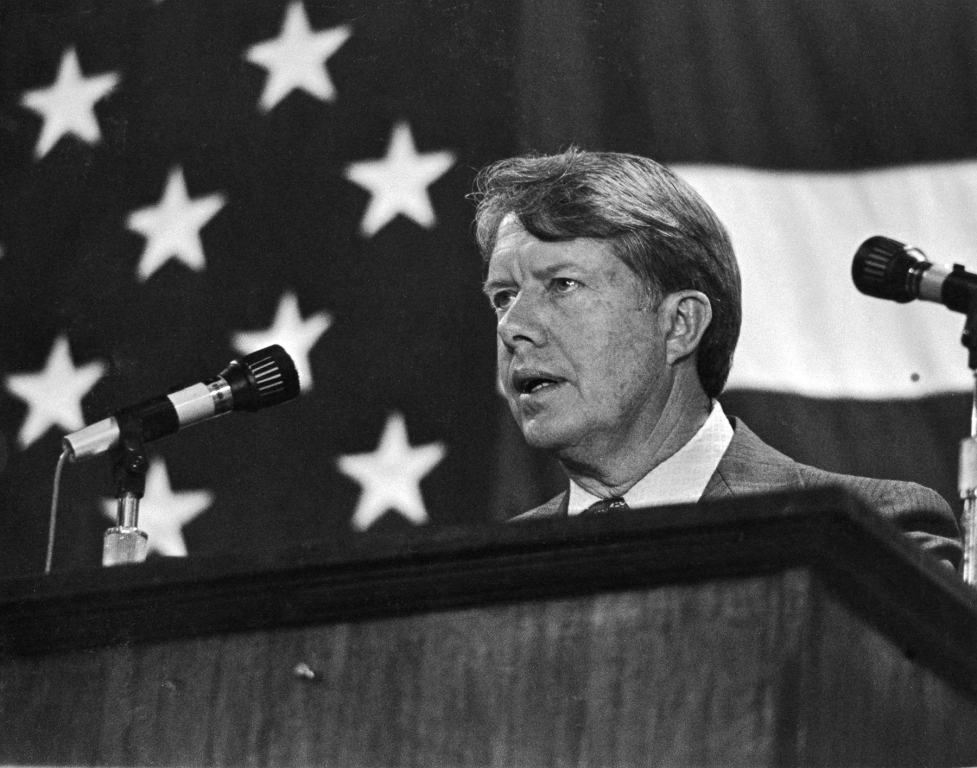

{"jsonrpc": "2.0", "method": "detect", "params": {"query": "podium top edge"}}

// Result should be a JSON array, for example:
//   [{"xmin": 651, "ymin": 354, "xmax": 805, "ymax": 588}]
[{"xmin": 0, "ymin": 487, "xmax": 974, "ymax": 686}]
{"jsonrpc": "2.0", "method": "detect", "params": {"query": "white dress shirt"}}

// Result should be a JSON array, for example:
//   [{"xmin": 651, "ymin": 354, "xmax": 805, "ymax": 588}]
[{"xmin": 567, "ymin": 400, "xmax": 734, "ymax": 515}]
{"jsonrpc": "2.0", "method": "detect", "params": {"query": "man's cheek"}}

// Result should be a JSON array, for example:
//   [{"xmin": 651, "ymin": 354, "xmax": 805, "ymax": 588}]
[{"xmin": 495, "ymin": 369, "xmax": 508, "ymax": 398}]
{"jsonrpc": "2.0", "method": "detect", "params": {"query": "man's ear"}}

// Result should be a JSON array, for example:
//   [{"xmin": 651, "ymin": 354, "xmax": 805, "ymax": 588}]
[{"xmin": 662, "ymin": 290, "xmax": 713, "ymax": 365}]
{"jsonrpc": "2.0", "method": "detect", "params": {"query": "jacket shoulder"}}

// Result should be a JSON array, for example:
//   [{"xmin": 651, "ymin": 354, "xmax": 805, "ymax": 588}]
[
  {"xmin": 798, "ymin": 464, "xmax": 961, "ymax": 564},
  {"xmin": 719, "ymin": 418, "xmax": 961, "ymax": 571}
]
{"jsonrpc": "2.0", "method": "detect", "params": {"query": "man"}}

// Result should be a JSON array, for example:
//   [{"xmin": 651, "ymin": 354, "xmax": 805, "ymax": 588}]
[{"xmin": 474, "ymin": 148, "xmax": 962, "ymax": 571}]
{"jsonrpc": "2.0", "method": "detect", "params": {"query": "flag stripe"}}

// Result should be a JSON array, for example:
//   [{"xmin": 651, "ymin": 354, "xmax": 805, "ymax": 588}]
[
  {"xmin": 720, "ymin": 390, "xmax": 970, "ymax": 510},
  {"xmin": 675, "ymin": 162, "xmax": 977, "ymax": 398}
]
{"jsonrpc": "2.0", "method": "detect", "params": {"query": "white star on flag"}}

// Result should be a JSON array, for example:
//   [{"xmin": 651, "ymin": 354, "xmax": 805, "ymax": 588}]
[
  {"xmin": 232, "ymin": 291, "xmax": 331, "ymax": 392},
  {"xmin": 344, "ymin": 121, "xmax": 456, "ymax": 236},
  {"xmin": 246, "ymin": 1, "xmax": 352, "ymax": 112},
  {"xmin": 101, "ymin": 456, "xmax": 213, "ymax": 558},
  {"xmin": 127, "ymin": 167, "xmax": 226, "ymax": 281},
  {"xmin": 20, "ymin": 47, "xmax": 120, "ymax": 159},
  {"xmin": 5, "ymin": 336, "xmax": 105, "ymax": 449},
  {"xmin": 337, "ymin": 412, "xmax": 446, "ymax": 531}
]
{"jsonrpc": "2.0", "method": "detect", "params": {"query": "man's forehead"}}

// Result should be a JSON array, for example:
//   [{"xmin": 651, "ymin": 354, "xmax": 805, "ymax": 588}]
[
  {"xmin": 490, "ymin": 213, "xmax": 531, "ymax": 259},
  {"xmin": 488, "ymin": 214, "xmax": 619, "ymax": 274}
]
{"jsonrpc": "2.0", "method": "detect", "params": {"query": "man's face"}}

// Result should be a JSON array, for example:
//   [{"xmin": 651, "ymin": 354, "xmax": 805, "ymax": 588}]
[{"xmin": 484, "ymin": 216, "xmax": 673, "ymax": 464}]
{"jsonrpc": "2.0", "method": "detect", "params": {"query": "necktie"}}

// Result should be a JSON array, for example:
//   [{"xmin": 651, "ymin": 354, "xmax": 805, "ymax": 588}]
[{"xmin": 582, "ymin": 496, "xmax": 630, "ymax": 515}]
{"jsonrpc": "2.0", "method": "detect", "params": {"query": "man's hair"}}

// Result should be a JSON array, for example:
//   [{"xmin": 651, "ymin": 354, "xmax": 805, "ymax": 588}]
[{"xmin": 472, "ymin": 148, "xmax": 742, "ymax": 398}]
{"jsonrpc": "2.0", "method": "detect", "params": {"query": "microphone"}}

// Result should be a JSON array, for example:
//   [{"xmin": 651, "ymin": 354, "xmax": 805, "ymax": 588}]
[
  {"xmin": 852, "ymin": 235, "xmax": 977, "ymax": 312},
  {"xmin": 63, "ymin": 345, "xmax": 300, "ymax": 461}
]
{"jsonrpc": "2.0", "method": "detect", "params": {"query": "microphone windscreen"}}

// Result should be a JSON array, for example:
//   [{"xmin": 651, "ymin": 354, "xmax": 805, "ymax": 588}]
[
  {"xmin": 224, "ymin": 345, "xmax": 300, "ymax": 412},
  {"xmin": 852, "ymin": 236, "xmax": 922, "ymax": 303}
]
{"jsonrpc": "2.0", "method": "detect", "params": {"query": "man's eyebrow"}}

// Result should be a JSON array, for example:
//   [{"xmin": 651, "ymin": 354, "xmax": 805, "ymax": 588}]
[
  {"xmin": 483, "ymin": 261, "xmax": 588, "ymax": 295},
  {"xmin": 537, "ymin": 261, "xmax": 585, "ymax": 278},
  {"xmin": 481, "ymin": 278, "xmax": 511, "ymax": 296}
]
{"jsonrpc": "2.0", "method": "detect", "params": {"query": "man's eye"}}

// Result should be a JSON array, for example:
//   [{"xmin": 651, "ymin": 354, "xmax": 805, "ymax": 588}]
[
  {"xmin": 552, "ymin": 278, "xmax": 580, "ymax": 293},
  {"xmin": 491, "ymin": 290, "xmax": 516, "ymax": 310}
]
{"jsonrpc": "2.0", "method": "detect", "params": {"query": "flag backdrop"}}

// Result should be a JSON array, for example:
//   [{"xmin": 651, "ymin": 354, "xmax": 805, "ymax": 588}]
[
  {"xmin": 1, "ymin": 0, "xmax": 976, "ymax": 579},
  {"xmin": 0, "ymin": 0, "xmax": 516, "ymax": 578}
]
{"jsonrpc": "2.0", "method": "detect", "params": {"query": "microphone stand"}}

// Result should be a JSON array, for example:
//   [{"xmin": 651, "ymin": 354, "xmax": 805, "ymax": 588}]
[
  {"xmin": 103, "ymin": 415, "xmax": 149, "ymax": 567},
  {"xmin": 958, "ymin": 304, "xmax": 977, "ymax": 584}
]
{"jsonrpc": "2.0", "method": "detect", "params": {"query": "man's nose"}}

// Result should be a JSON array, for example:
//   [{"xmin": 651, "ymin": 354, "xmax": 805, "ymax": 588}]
[{"xmin": 498, "ymin": 292, "xmax": 545, "ymax": 350}]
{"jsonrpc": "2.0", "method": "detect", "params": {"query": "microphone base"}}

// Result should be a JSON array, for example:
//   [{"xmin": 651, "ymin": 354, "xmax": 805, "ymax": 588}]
[{"xmin": 103, "ymin": 527, "xmax": 148, "ymax": 567}]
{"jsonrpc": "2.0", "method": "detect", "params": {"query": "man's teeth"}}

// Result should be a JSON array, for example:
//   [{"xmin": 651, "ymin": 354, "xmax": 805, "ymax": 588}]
[{"xmin": 528, "ymin": 380, "xmax": 556, "ymax": 393}]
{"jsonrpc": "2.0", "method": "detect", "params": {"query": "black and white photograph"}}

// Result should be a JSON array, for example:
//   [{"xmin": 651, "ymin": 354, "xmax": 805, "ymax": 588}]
[{"xmin": 1, "ymin": 0, "xmax": 977, "ymax": 765}]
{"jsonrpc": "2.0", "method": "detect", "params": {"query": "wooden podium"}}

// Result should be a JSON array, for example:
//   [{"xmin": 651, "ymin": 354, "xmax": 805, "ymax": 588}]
[{"xmin": 2, "ymin": 488, "xmax": 977, "ymax": 766}]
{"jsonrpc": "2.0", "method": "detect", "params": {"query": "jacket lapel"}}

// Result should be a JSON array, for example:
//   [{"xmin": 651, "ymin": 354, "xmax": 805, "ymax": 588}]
[{"xmin": 512, "ymin": 490, "xmax": 569, "ymax": 520}]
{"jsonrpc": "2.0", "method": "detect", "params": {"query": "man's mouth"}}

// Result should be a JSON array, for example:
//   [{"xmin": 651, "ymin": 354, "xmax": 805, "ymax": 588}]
[{"xmin": 513, "ymin": 373, "xmax": 562, "ymax": 395}]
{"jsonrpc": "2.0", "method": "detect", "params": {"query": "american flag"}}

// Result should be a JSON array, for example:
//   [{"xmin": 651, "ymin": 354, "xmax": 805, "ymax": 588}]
[
  {"xmin": 2, "ymin": 0, "xmax": 976, "ymax": 579},
  {"xmin": 0, "ymin": 0, "xmax": 512, "ymax": 577}
]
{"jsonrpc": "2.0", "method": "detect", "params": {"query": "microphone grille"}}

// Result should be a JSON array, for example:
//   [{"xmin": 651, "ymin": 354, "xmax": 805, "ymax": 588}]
[
  {"xmin": 229, "ymin": 345, "xmax": 301, "ymax": 411},
  {"xmin": 852, "ymin": 236, "xmax": 923, "ymax": 303}
]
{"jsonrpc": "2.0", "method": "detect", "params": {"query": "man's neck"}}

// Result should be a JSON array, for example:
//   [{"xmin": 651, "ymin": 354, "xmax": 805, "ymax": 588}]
[{"xmin": 560, "ymin": 382, "xmax": 713, "ymax": 498}]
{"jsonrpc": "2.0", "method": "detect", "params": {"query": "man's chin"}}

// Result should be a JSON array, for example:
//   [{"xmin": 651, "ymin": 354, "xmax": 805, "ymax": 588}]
[{"xmin": 517, "ymin": 418, "xmax": 579, "ymax": 454}]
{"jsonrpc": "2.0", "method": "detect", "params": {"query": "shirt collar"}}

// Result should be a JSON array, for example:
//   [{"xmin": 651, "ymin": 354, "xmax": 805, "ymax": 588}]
[{"xmin": 567, "ymin": 400, "xmax": 733, "ymax": 515}]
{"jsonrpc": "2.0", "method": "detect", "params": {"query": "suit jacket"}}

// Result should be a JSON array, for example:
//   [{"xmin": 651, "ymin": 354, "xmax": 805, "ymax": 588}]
[{"xmin": 514, "ymin": 417, "xmax": 963, "ymax": 571}]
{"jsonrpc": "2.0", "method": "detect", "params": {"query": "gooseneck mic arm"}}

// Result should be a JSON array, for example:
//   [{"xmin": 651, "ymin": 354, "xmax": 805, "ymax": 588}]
[{"xmin": 853, "ymin": 236, "xmax": 977, "ymax": 584}]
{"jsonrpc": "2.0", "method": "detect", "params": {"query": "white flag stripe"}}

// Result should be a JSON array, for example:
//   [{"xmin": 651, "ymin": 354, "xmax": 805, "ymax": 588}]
[{"xmin": 674, "ymin": 162, "xmax": 977, "ymax": 399}]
